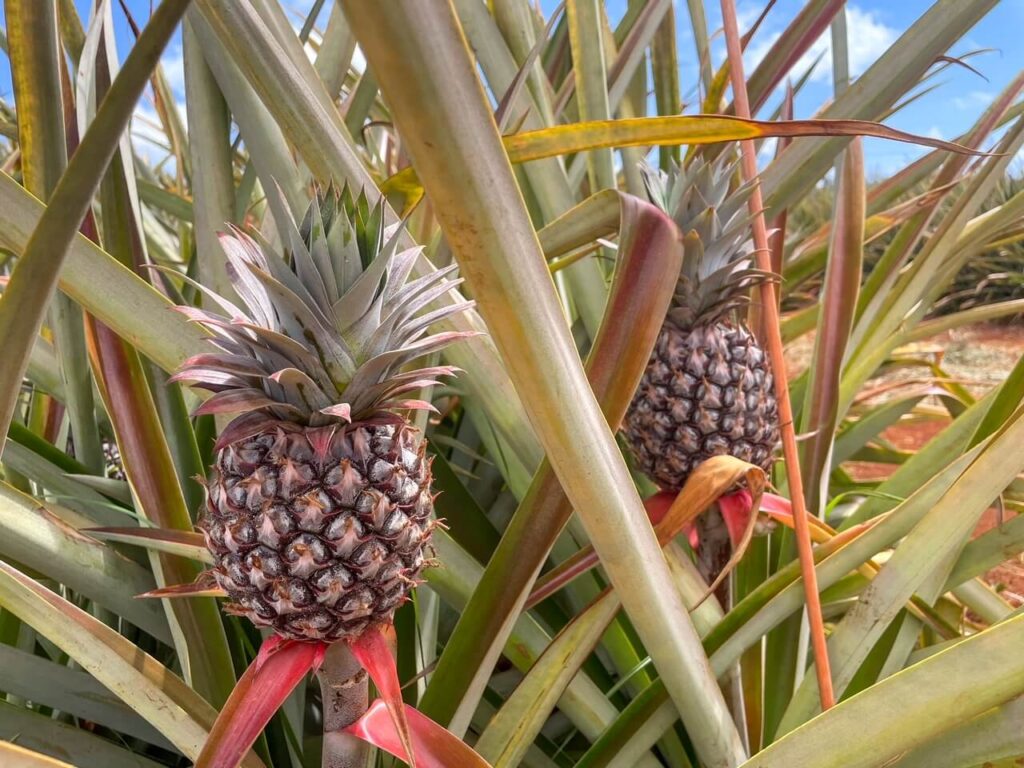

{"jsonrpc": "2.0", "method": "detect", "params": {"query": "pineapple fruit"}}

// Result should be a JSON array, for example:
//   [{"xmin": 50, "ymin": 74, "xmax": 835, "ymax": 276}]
[
  {"xmin": 174, "ymin": 187, "xmax": 471, "ymax": 642},
  {"xmin": 623, "ymin": 157, "xmax": 780, "ymax": 492},
  {"xmin": 103, "ymin": 440, "xmax": 126, "ymax": 481}
]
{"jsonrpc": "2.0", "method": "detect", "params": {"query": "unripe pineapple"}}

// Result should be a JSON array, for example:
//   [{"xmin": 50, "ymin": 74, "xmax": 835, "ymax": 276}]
[
  {"xmin": 623, "ymin": 157, "xmax": 780, "ymax": 492},
  {"xmin": 174, "ymin": 187, "xmax": 471, "ymax": 642}
]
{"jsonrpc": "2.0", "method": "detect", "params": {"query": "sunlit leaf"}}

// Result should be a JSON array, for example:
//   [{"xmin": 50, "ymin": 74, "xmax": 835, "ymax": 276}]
[
  {"xmin": 0, "ymin": 0, "xmax": 191, "ymax": 454},
  {"xmin": 503, "ymin": 114, "xmax": 975, "ymax": 163}
]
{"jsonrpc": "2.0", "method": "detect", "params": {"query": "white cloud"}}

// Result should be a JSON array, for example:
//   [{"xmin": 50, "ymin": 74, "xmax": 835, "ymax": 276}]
[
  {"xmin": 952, "ymin": 90, "xmax": 995, "ymax": 110},
  {"xmin": 865, "ymin": 153, "xmax": 914, "ymax": 179},
  {"xmin": 757, "ymin": 136, "xmax": 778, "ymax": 164},
  {"xmin": 131, "ymin": 96, "xmax": 190, "ymax": 173},
  {"xmin": 131, "ymin": 103, "xmax": 174, "ymax": 167},
  {"xmin": 926, "ymin": 125, "xmax": 945, "ymax": 141},
  {"xmin": 352, "ymin": 46, "xmax": 367, "ymax": 73},
  {"xmin": 160, "ymin": 45, "xmax": 186, "ymax": 99},
  {"xmin": 745, "ymin": 5, "xmax": 898, "ymax": 85},
  {"xmin": 736, "ymin": 2, "xmax": 765, "ymax": 34}
]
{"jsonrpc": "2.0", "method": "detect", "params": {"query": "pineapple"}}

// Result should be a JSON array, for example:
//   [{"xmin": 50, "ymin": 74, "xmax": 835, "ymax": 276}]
[
  {"xmin": 103, "ymin": 440, "xmax": 126, "ymax": 481},
  {"xmin": 173, "ymin": 187, "xmax": 471, "ymax": 642},
  {"xmin": 623, "ymin": 156, "xmax": 780, "ymax": 492},
  {"xmin": 66, "ymin": 434, "xmax": 125, "ymax": 480}
]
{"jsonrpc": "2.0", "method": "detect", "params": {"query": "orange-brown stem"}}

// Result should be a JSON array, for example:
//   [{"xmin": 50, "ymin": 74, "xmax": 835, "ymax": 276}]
[{"xmin": 719, "ymin": 0, "xmax": 836, "ymax": 710}]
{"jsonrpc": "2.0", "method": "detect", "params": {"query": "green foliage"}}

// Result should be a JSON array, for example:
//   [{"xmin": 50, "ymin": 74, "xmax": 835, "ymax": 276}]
[
  {"xmin": 0, "ymin": 1, "xmax": 1022, "ymax": 767},
  {"xmin": 786, "ymin": 169, "xmax": 1024, "ymax": 319}
]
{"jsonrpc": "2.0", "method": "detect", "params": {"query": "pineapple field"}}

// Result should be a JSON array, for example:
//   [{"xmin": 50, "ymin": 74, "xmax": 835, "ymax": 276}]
[{"xmin": 1, "ymin": 1, "xmax": 1023, "ymax": 767}]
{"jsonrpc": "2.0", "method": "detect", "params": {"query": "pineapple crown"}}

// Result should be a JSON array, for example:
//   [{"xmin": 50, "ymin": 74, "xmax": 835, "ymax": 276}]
[
  {"xmin": 172, "ymin": 185, "xmax": 474, "ymax": 446},
  {"xmin": 641, "ymin": 153, "xmax": 771, "ymax": 330}
]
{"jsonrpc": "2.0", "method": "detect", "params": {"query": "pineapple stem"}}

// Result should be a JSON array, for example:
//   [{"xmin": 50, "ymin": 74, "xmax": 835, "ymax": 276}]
[{"xmin": 317, "ymin": 642, "xmax": 371, "ymax": 768}]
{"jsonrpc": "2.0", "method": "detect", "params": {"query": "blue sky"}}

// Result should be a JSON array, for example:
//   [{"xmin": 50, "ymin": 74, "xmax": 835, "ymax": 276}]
[{"xmin": 1, "ymin": 1, "xmax": 1021, "ymax": 179}]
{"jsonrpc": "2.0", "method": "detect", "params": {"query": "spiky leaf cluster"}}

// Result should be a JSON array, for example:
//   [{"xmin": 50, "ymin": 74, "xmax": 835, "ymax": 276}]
[
  {"xmin": 641, "ymin": 155, "xmax": 769, "ymax": 329},
  {"xmin": 173, "ymin": 186, "xmax": 473, "ymax": 444}
]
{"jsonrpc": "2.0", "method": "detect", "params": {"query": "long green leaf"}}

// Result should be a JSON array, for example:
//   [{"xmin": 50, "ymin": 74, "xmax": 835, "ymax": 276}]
[
  {"xmin": 0, "ymin": 643, "xmax": 172, "ymax": 748},
  {"xmin": 0, "ymin": 480, "xmax": 169, "ymax": 641},
  {"xmin": 650, "ymin": 1, "xmax": 679, "ymax": 169},
  {"xmin": 799, "ymin": 138, "xmax": 864, "ymax": 512},
  {"xmin": 183, "ymin": 10, "xmax": 307, "ymax": 219},
  {"xmin": 2, "ymin": 435, "xmax": 130, "ymax": 525},
  {"xmin": 903, "ymin": 300, "xmax": 1024, "ymax": 343},
  {"xmin": 832, "ymin": 395, "xmax": 925, "ymax": 467},
  {"xmin": 565, "ymin": 0, "xmax": 615, "ymax": 195},
  {"xmin": 84, "ymin": 526, "xmax": 213, "ymax": 563},
  {"xmin": 26, "ymin": 335, "xmax": 66, "ymax": 401},
  {"xmin": 0, "ymin": 560, "xmax": 264, "ymax": 768},
  {"xmin": 419, "ymin": 189, "xmax": 682, "ymax": 732},
  {"xmin": 6, "ymin": 0, "xmax": 67, "ymax": 195},
  {"xmin": 0, "ymin": 0, "xmax": 191, "ymax": 457},
  {"xmin": 892, "ymin": 694, "xmax": 1024, "ymax": 768},
  {"xmin": 0, "ymin": 701, "xmax": 165, "ymax": 768},
  {"xmin": 504, "ymin": 114, "xmax": 975, "ymax": 162},
  {"xmin": 682, "ymin": 0, "xmax": 711, "ymax": 94},
  {"xmin": 343, "ymin": 4, "xmax": 746, "ymax": 766},
  {"xmin": 0, "ymin": 173, "xmax": 208, "ymax": 374},
  {"xmin": 182, "ymin": 18, "xmax": 237, "ymax": 302},
  {"xmin": 945, "ymin": 512, "xmax": 1024, "ymax": 590},
  {"xmin": 475, "ymin": 590, "xmax": 621, "ymax": 767},
  {"xmin": 7, "ymin": 0, "xmax": 103, "ymax": 475},
  {"xmin": 740, "ymin": 615, "xmax": 1024, "ymax": 768},
  {"xmin": 88, "ymin": 318, "xmax": 236, "ymax": 708}
]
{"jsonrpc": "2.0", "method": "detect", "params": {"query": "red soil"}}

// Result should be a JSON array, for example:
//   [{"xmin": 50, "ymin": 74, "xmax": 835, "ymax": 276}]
[{"xmin": 791, "ymin": 324, "xmax": 1024, "ymax": 607}]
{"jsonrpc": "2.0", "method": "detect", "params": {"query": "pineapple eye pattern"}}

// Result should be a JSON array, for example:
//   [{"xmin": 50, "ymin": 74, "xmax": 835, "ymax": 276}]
[
  {"xmin": 623, "ymin": 159, "xmax": 780, "ymax": 492},
  {"xmin": 204, "ymin": 424, "xmax": 434, "ymax": 641},
  {"xmin": 176, "ymin": 186, "xmax": 470, "ymax": 643}
]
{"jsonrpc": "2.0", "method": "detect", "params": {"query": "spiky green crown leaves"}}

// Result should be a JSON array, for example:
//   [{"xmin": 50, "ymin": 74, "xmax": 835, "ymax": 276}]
[
  {"xmin": 641, "ymin": 154, "xmax": 771, "ymax": 330},
  {"xmin": 172, "ymin": 185, "xmax": 474, "ymax": 446}
]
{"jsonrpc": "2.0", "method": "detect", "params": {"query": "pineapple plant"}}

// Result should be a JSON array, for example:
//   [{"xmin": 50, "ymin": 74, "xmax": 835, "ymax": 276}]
[
  {"xmin": 5, "ymin": 3, "xmax": 1023, "ymax": 767},
  {"xmin": 173, "ymin": 187, "xmax": 471, "ymax": 642},
  {"xmin": 623, "ymin": 156, "xmax": 781, "ymax": 492}
]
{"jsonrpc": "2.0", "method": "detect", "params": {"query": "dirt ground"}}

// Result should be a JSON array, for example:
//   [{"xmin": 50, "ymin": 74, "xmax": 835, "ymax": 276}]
[{"xmin": 786, "ymin": 324, "xmax": 1024, "ymax": 608}]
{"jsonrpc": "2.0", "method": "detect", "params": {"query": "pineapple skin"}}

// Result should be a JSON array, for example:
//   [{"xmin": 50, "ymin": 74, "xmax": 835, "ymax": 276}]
[
  {"xmin": 623, "ymin": 321, "xmax": 779, "ymax": 492},
  {"xmin": 201, "ymin": 421, "xmax": 433, "ymax": 642},
  {"xmin": 176, "ymin": 185, "xmax": 472, "ymax": 643}
]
